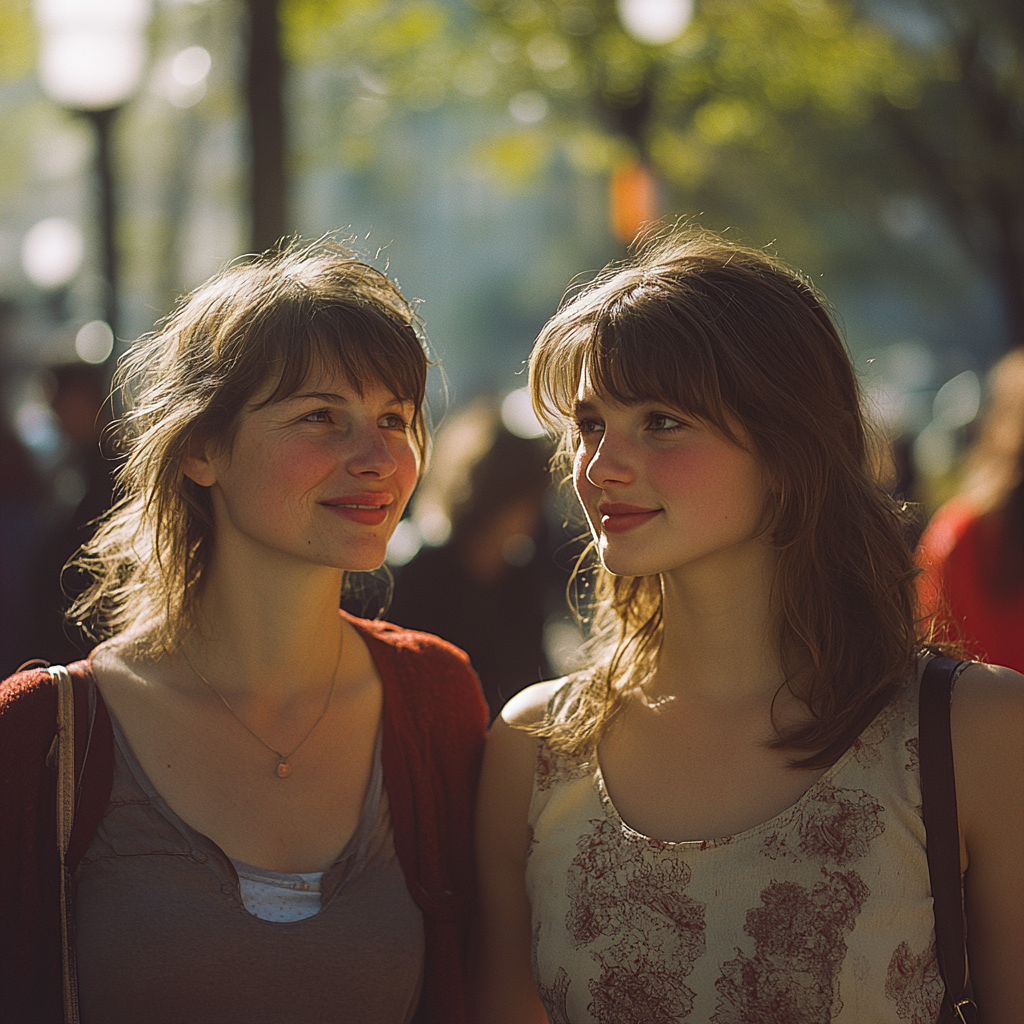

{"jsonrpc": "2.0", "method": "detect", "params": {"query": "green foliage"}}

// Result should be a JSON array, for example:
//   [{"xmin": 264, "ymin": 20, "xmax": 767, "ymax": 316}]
[
  {"xmin": 0, "ymin": 1, "xmax": 36, "ymax": 84},
  {"xmin": 279, "ymin": 0, "xmax": 1021, "ymax": 341}
]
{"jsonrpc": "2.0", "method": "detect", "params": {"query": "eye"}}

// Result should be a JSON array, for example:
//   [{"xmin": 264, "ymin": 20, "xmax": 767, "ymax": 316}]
[
  {"xmin": 379, "ymin": 412, "xmax": 409, "ymax": 431},
  {"xmin": 574, "ymin": 417, "xmax": 604, "ymax": 439},
  {"xmin": 648, "ymin": 412, "xmax": 685, "ymax": 432},
  {"xmin": 303, "ymin": 409, "xmax": 332, "ymax": 424}
]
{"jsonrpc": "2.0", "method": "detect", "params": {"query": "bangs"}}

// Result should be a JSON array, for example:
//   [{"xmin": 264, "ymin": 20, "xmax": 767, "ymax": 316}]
[
  {"xmin": 532, "ymin": 283, "xmax": 737, "ymax": 442},
  {"xmin": 186, "ymin": 255, "xmax": 430, "ymax": 461},
  {"xmin": 259, "ymin": 305, "xmax": 427, "ymax": 411}
]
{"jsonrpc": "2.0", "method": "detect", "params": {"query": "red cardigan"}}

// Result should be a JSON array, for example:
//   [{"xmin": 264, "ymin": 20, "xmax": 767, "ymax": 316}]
[{"xmin": 0, "ymin": 615, "xmax": 488, "ymax": 1024}]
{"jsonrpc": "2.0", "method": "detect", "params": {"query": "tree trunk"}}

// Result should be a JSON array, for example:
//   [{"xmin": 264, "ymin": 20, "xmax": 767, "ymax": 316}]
[{"xmin": 246, "ymin": 0, "xmax": 287, "ymax": 253}]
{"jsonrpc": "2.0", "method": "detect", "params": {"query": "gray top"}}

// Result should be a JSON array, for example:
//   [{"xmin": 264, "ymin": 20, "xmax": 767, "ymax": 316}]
[{"xmin": 75, "ymin": 714, "xmax": 424, "ymax": 1024}]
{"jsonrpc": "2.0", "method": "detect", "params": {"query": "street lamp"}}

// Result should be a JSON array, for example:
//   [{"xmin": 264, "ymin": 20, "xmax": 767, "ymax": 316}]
[
  {"xmin": 617, "ymin": 0, "xmax": 694, "ymax": 46},
  {"xmin": 607, "ymin": 0, "xmax": 695, "ymax": 244},
  {"xmin": 33, "ymin": 0, "xmax": 152, "ymax": 365}
]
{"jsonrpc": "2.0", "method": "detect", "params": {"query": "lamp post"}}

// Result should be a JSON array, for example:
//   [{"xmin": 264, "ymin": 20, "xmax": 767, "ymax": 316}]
[
  {"xmin": 607, "ymin": 0, "xmax": 694, "ymax": 245},
  {"xmin": 33, "ymin": 0, "xmax": 152, "ymax": 368}
]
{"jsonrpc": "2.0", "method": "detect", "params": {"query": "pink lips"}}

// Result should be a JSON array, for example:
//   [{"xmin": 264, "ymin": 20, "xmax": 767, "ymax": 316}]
[
  {"xmin": 599, "ymin": 502, "xmax": 661, "ymax": 534},
  {"xmin": 322, "ymin": 494, "xmax": 392, "ymax": 527}
]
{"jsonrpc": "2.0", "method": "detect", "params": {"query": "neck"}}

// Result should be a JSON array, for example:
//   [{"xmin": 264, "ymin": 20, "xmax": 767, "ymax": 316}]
[
  {"xmin": 651, "ymin": 545, "xmax": 785, "ymax": 708},
  {"xmin": 184, "ymin": 545, "xmax": 348, "ymax": 700}
]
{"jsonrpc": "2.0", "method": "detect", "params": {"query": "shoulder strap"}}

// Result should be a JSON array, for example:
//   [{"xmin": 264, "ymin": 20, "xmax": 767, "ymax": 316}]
[
  {"xmin": 49, "ymin": 665, "xmax": 82, "ymax": 1024},
  {"xmin": 918, "ymin": 657, "xmax": 978, "ymax": 1024}
]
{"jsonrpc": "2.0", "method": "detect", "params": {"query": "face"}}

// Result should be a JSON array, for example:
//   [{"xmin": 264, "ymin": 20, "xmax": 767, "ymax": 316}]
[
  {"xmin": 572, "ymin": 384, "xmax": 772, "ymax": 581},
  {"xmin": 185, "ymin": 370, "xmax": 419, "ymax": 574}
]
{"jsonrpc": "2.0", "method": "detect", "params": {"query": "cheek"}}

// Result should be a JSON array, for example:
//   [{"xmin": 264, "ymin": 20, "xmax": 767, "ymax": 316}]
[
  {"xmin": 572, "ymin": 447, "xmax": 596, "ymax": 503},
  {"xmin": 652, "ymin": 444, "xmax": 763, "ymax": 514},
  {"xmin": 240, "ymin": 441, "xmax": 334, "ymax": 509},
  {"xmin": 393, "ymin": 445, "xmax": 420, "ymax": 506}
]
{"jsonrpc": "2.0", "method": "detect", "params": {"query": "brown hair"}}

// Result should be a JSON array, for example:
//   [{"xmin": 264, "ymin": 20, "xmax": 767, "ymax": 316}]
[
  {"xmin": 530, "ymin": 227, "xmax": 929, "ymax": 769},
  {"xmin": 70, "ymin": 239, "xmax": 430, "ymax": 655}
]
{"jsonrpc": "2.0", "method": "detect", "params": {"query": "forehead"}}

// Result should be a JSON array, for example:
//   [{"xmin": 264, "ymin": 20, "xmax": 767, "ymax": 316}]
[{"xmin": 253, "ymin": 363, "xmax": 413, "ymax": 409}]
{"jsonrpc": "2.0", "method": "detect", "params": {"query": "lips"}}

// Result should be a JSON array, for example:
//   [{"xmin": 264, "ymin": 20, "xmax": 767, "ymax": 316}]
[
  {"xmin": 598, "ymin": 502, "xmax": 661, "ymax": 534},
  {"xmin": 321, "ymin": 494, "xmax": 392, "ymax": 527}
]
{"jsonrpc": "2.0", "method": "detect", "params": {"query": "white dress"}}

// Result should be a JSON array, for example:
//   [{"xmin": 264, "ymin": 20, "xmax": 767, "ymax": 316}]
[{"xmin": 526, "ymin": 671, "xmax": 944, "ymax": 1024}]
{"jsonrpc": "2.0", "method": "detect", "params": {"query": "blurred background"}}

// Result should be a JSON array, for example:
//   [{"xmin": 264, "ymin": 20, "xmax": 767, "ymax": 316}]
[{"xmin": 2, "ymin": 0, "xmax": 1022, "ymax": 681}]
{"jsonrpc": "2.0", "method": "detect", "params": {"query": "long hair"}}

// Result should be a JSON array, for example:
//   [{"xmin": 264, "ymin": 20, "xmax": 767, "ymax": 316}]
[
  {"xmin": 69, "ymin": 239, "xmax": 430, "ymax": 656},
  {"xmin": 529, "ymin": 228, "xmax": 927, "ymax": 769}
]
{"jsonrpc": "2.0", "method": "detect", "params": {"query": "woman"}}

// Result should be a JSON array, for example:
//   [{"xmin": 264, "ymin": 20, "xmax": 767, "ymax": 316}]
[
  {"xmin": 918, "ymin": 349, "xmax": 1024, "ymax": 673},
  {"xmin": 475, "ymin": 230, "xmax": 1023, "ymax": 1023},
  {"xmin": 0, "ymin": 241, "xmax": 487, "ymax": 1024}
]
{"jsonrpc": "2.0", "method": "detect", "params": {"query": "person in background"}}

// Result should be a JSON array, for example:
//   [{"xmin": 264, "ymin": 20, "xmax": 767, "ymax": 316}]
[
  {"xmin": 388, "ymin": 400, "xmax": 558, "ymax": 718},
  {"xmin": 0, "ymin": 241, "xmax": 487, "ymax": 1024},
  {"xmin": 27, "ymin": 362, "xmax": 117, "ymax": 667},
  {"xmin": 0, "ymin": 416, "xmax": 46, "ymax": 674},
  {"xmin": 917, "ymin": 349, "xmax": 1024, "ymax": 673},
  {"xmin": 475, "ymin": 229, "xmax": 1023, "ymax": 1023}
]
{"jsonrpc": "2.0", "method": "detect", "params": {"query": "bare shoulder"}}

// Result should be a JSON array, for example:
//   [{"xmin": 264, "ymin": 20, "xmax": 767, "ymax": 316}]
[
  {"xmin": 480, "ymin": 678, "xmax": 568, "ymax": 806},
  {"xmin": 950, "ymin": 662, "xmax": 1024, "ymax": 836},
  {"xmin": 499, "ymin": 677, "xmax": 568, "ymax": 729},
  {"xmin": 951, "ymin": 661, "xmax": 1024, "ymax": 739}
]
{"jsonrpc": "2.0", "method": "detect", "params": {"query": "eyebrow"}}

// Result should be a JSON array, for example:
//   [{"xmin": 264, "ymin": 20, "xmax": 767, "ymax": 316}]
[
  {"xmin": 573, "ymin": 400, "xmax": 598, "ymax": 418},
  {"xmin": 287, "ymin": 391, "xmax": 349, "ymax": 404},
  {"xmin": 287, "ymin": 391, "xmax": 411, "ymax": 408}
]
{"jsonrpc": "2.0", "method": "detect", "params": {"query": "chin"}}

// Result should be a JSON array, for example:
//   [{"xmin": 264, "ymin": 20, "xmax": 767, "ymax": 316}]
[
  {"xmin": 332, "ymin": 541, "xmax": 390, "ymax": 574},
  {"xmin": 339, "ymin": 554, "xmax": 388, "ymax": 573},
  {"xmin": 597, "ymin": 547, "xmax": 659, "ymax": 579}
]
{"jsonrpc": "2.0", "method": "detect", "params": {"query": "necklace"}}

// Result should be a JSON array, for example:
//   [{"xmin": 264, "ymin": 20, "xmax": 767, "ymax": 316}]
[{"xmin": 181, "ymin": 635, "xmax": 342, "ymax": 779}]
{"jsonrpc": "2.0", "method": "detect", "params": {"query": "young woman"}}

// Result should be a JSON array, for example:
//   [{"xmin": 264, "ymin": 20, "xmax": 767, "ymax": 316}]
[
  {"xmin": 475, "ymin": 230, "xmax": 1023, "ymax": 1023},
  {"xmin": 0, "ymin": 241, "xmax": 487, "ymax": 1024}
]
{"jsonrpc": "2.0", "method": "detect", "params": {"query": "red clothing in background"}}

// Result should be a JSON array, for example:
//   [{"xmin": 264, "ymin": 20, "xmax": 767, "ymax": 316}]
[
  {"xmin": 917, "ymin": 499, "xmax": 1024, "ymax": 673},
  {"xmin": 0, "ymin": 613, "xmax": 487, "ymax": 1024}
]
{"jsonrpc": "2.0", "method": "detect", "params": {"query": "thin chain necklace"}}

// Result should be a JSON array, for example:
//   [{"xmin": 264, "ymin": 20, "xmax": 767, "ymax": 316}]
[{"xmin": 181, "ymin": 635, "xmax": 342, "ymax": 779}]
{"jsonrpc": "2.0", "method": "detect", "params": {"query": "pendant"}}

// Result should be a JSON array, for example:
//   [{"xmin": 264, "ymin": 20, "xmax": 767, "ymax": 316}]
[{"xmin": 275, "ymin": 759, "xmax": 291, "ymax": 778}]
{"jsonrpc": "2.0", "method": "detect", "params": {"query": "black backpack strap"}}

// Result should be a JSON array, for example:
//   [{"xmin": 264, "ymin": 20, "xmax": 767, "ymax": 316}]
[{"xmin": 919, "ymin": 656, "xmax": 979, "ymax": 1024}]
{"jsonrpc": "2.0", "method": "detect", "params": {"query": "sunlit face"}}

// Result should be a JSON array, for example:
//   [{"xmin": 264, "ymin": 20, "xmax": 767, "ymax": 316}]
[
  {"xmin": 572, "ymin": 383, "xmax": 772, "ymax": 582},
  {"xmin": 185, "ymin": 370, "xmax": 419, "ymax": 574}
]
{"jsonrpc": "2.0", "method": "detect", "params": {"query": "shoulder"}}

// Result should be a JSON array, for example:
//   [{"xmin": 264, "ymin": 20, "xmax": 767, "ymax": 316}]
[
  {"xmin": 346, "ymin": 613, "xmax": 481, "ymax": 696},
  {"xmin": 951, "ymin": 661, "xmax": 1024, "ymax": 745},
  {"xmin": 0, "ymin": 667, "xmax": 56, "ymax": 720},
  {"xmin": 499, "ymin": 677, "xmax": 569, "ymax": 730},
  {"xmin": 0, "ymin": 668, "xmax": 60, "ymax": 782},
  {"xmin": 485, "ymin": 677, "xmax": 571, "ymax": 783},
  {"xmin": 949, "ymin": 663, "xmax": 1024, "ymax": 831},
  {"xmin": 348, "ymin": 613, "xmax": 473, "ymax": 671},
  {"xmin": 350, "ymin": 613, "xmax": 489, "ymax": 739}
]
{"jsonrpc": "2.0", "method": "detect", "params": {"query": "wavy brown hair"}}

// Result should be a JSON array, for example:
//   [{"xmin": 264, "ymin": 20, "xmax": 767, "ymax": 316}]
[
  {"xmin": 69, "ymin": 239, "xmax": 430, "ymax": 656},
  {"xmin": 530, "ymin": 228, "xmax": 933, "ymax": 769}
]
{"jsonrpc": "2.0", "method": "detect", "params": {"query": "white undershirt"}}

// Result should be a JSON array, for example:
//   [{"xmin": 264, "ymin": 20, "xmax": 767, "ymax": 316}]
[{"xmin": 231, "ymin": 861, "xmax": 324, "ymax": 922}]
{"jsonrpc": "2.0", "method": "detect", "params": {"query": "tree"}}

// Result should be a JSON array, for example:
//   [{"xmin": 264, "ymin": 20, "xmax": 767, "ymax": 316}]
[
  {"xmin": 282, "ymin": 0, "xmax": 1022, "ymax": 347},
  {"xmin": 876, "ymin": 0, "xmax": 1023, "ymax": 348}
]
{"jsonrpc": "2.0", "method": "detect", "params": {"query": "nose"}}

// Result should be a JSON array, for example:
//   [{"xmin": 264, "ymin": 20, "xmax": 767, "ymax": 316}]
[
  {"xmin": 347, "ymin": 423, "xmax": 398, "ymax": 478},
  {"xmin": 583, "ymin": 433, "xmax": 634, "ymax": 489}
]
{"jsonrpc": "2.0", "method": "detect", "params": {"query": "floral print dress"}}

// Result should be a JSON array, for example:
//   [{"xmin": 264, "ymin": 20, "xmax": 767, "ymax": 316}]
[{"xmin": 526, "ymin": 670, "xmax": 944, "ymax": 1024}]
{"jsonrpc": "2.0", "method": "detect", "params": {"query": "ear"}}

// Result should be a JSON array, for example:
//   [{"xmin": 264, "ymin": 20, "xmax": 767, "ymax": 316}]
[{"xmin": 182, "ymin": 435, "xmax": 218, "ymax": 488}]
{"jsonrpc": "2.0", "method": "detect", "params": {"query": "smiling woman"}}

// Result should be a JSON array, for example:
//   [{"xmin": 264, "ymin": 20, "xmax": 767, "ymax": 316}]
[
  {"xmin": 474, "ymin": 228, "xmax": 1023, "ymax": 1024},
  {"xmin": 0, "ymin": 240, "xmax": 487, "ymax": 1024}
]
